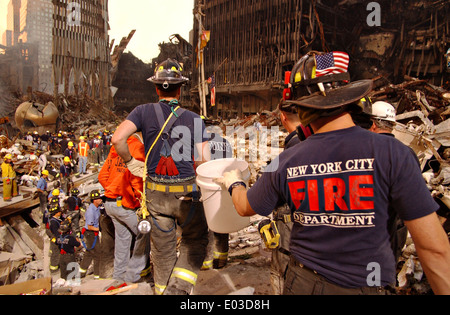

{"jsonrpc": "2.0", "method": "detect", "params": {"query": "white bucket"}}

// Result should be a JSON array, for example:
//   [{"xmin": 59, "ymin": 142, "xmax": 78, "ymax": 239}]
[{"xmin": 196, "ymin": 158, "xmax": 251, "ymax": 233}]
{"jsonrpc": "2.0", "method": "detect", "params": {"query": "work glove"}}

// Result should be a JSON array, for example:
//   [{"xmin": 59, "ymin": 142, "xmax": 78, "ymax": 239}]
[
  {"xmin": 214, "ymin": 169, "xmax": 244, "ymax": 191},
  {"xmin": 126, "ymin": 157, "xmax": 145, "ymax": 178}
]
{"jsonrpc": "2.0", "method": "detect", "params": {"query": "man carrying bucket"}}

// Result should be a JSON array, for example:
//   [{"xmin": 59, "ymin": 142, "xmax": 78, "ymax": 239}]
[
  {"xmin": 200, "ymin": 119, "xmax": 233, "ymax": 270},
  {"xmin": 112, "ymin": 58, "xmax": 210, "ymax": 295},
  {"xmin": 217, "ymin": 51, "xmax": 450, "ymax": 295}
]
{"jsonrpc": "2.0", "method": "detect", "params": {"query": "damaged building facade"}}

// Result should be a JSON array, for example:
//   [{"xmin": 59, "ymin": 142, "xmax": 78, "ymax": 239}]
[
  {"xmin": 52, "ymin": 0, "xmax": 110, "ymax": 106},
  {"xmin": 192, "ymin": 0, "xmax": 449, "ymax": 118}
]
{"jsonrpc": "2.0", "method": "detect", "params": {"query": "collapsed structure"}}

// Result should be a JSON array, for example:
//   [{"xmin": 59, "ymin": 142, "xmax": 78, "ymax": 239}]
[{"xmin": 192, "ymin": 0, "xmax": 449, "ymax": 118}]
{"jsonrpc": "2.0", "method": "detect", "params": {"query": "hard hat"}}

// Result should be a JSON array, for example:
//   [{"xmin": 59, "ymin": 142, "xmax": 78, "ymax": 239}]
[
  {"xmin": 52, "ymin": 189, "xmax": 60, "ymax": 196},
  {"xmin": 90, "ymin": 189, "xmax": 102, "ymax": 200},
  {"xmin": 371, "ymin": 101, "xmax": 396, "ymax": 122},
  {"xmin": 147, "ymin": 58, "xmax": 189, "ymax": 90},
  {"xmin": 283, "ymin": 51, "xmax": 373, "ymax": 110},
  {"xmin": 58, "ymin": 133, "xmax": 62, "ymax": 137},
  {"xmin": 68, "ymin": 141, "xmax": 74, "ymax": 147},
  {"xmin": 64, "ymin": 156, "xmax": 71, "ymax": 163},
  {"xmin": 79, "ymin": 136, "xmax": 85, "ymax": 140},
  {"xmin": 70, "ymin": 188, "xmax": 80, "ymax": 196},
  {"xmin": 4, "ymin": 154, "xmax": 12, "ymax": 160},
  {"xmin": 42, "ymin": 170, "xmax": 49, "ymax": 176}
]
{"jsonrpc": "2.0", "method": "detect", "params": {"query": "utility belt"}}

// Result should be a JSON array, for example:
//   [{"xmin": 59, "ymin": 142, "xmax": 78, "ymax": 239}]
[
  {"xmin": 146, "ymin": 180, "xmax": 196, "ymax": 195},
  {"xmin": 105, "ymin": 197, "xmax": 137, "ymax": 211}
]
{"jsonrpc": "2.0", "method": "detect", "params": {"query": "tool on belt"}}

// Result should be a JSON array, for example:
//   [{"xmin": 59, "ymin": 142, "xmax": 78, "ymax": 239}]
[{"xmin": 258, "ymin": 219, "xmax": 280, "ymax": 249}]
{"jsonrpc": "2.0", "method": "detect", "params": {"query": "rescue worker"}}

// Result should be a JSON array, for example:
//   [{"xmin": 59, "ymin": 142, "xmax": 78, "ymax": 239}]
[
  {"xmin": 2, "ymin": 154, "xmax": 18, "ymax": 202},
  {"xmin": 218, "ymin": 51, "xmax": 450, "ymax": 294},
  {"xmin": 99, "ymin": 133, "xmax": 149, "ymax": 283},
  {"xmin": 56, "ymin": 218, "xmax": 81, "ymax": 281},
  {"xmin": 66, "ymin": 188, "xmax": 83, "ymax": 237},
  {"xmin": 79, "ymin": 190, "xmax": 102, "ymax": 279},
  {"xmin": 77, "ymin": 136, "xmax": 90, "ymax": 174},
  {"xmin": 46, "ymin": 203, "xmax": 64, "ymax": 273},
  {"xmin": 92, "ymin": 135, "xmax": 104, "ymax": 166},
  {"xmin": 268, "ymin": 101, "xmax": 312, "ymax": 294},
  {"xmin": 362, "ymin": 100, "xmax": 408, "ymax": 263},
  {"xmin": 112, "ymin": 58, "xmax": 210, "ymax": 295},
  {"xmin": 64, "ymin": 141, "xmax": 76, "ymax": 162},
  {"xmin": 60, "ymin": 156, "xmax": 73, "ymax": 195},
  {"xmin": 201, "ymin": 119, "xmax": 233, "ymax": 270},
  {"xmin": 36, "ymin": 170, "xmax": 49, "ymax": 214}
]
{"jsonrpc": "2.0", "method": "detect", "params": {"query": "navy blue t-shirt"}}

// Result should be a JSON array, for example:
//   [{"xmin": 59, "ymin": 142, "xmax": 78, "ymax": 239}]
[
  {"xmin": 247, "ymin": 126, "xmax": 438, "ymax": 288},
  {"xmin": 127, "ymin": 102, "xmax": 208, "ymax": 180}
]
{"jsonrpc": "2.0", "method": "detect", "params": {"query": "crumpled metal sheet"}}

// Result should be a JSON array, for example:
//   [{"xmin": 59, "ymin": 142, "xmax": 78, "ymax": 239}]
[{"xmin": 14, "ymin": 101, "xmax": 59, "ymax": 132}]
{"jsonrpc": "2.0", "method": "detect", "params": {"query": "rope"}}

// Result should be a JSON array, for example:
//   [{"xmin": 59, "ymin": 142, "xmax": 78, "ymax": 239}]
[{"xmin": 139, "ymin": 106, "xmax": 181, "ymax": 220}]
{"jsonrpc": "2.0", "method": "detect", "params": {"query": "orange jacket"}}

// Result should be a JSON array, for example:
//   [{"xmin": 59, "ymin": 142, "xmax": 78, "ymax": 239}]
[{"xmin": 98, "ymin": 135, "xmax": 145, "ymax": 209}]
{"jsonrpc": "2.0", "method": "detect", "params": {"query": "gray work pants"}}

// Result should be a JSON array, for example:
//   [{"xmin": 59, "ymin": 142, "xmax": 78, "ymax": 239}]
[
  {"xmin": 104, "ymin": 201, "xmax": 149, "ymax": 283},
  {"xmin": 146, "ymin": 182, "xmax": 209, "ymax": 295}
]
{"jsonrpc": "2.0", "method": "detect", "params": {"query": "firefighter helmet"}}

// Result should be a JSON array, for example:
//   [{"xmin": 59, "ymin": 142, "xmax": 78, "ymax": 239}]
[
  {"xmin": 90, "ymin": 189, "xmax": 102, "ymax": 200},
  {"xmin": 71, "ymin": 188, "xmax": 80, "ymax": 196},
  {"xmin": 147, "ymin": 58, "xmax": 189, "ymax": 90},
  {"xmin": 284, "ymin": 51, "xmax": 373, "ymax": 109}
]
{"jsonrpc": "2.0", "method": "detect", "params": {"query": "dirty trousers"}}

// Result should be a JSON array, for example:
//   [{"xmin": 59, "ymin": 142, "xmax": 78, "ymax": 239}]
[
  {"xmin": 146, "ymin": 184, "xmax": 209, "ymax": 295},
  {"xmin": 105, "ymin": 201, "xmax": 149, "ymax": 283},
  {"xmin": 60, "ymin": 253, "xmax": 77, "ymax": 280},
  {"xmin": 79, "ymin": 230, "xmax": 101, "ymax": 277},
  {"xmin": 203, "ymin": 230, "xmax": 229, "ymax": 270},
  {"xmin": 46, "ymin": 229, "xmax": 60, "ymax": 271}
]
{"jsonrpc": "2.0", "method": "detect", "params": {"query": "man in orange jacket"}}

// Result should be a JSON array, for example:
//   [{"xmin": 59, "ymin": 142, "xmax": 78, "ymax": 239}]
[{"xmin": 98, "ymin": 133, "xmax": 149, "ymax": 283}]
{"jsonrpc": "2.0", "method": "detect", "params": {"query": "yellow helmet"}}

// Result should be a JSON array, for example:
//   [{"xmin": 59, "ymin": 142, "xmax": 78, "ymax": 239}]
[
  {"xmin": 4, "ymin": 154, "xmax": 12, "ymax": 160},
  {"xmin": 68, "ymin": 141, "xmax": 74, "ymax": 147},
  {"xmin": 52, "ymin": 189, "xmax": 60, "ymax": 196},
  {"xmin": 64, "ymin": 156, "xmax": 71, "ymax": 163},
  {"xmin": 79, "ymin": 136, "xmax": 85, "ymax": 140},
  {"xmin": 42, "ymin": 170, "xmax": 49, "ymax": 176}
]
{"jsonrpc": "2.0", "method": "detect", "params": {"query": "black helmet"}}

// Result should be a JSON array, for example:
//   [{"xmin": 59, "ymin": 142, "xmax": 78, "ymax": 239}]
[
  {"xmin": 90, "ymin": 189, "xmax": 102, "ymax": 200},
  {"xmin": 58, "ymin": 219, "xmax": 71, "ymax": 234},
  {"xmin": 48, "ymin": 204, "xmax": 61, "ymax": 215},
  {"xmin": 71, "ymin": 188, "xmax": 80, "ymax": 196},
  {"xmin": 147, "ymin": 58, "xmax": 189, "ymax": 90},
  {"xmin": 284, "ymin": 51, "xmax": 373, "ymax": 110}
]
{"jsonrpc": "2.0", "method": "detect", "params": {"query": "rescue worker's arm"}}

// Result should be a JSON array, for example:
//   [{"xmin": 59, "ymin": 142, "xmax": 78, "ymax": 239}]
[
  {"xmin": 87, "ymin": 225, "xmax": 99, "ymax": 232},
  {"xmin": 404, "ymin": 212, "xmax": 450, "ymax": 294},
  {"xmin": 231, "ymin": 186, "xmax": 256, "ymax": 217},
  {"xmin": 111, "ymin": 120, "xmax": 137, "ymax": 163}
]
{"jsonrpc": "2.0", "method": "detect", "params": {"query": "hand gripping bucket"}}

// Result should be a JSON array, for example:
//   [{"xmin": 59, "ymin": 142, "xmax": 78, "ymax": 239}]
[{"xmin": 196, "ymin": 158, "xmax": 251, "ymax": 233}]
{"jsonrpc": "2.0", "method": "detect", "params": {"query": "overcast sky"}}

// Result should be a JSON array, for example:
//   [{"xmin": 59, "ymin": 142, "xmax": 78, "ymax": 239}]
[{"xmin": 0, "ymin": 0, "xmax": 195, "ymax": 63}]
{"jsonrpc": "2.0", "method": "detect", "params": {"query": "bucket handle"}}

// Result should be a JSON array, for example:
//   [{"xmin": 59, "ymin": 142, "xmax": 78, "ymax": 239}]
[{"xmin": 200, "ymin": 189, "xmax": 222, "ymax": 203}]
